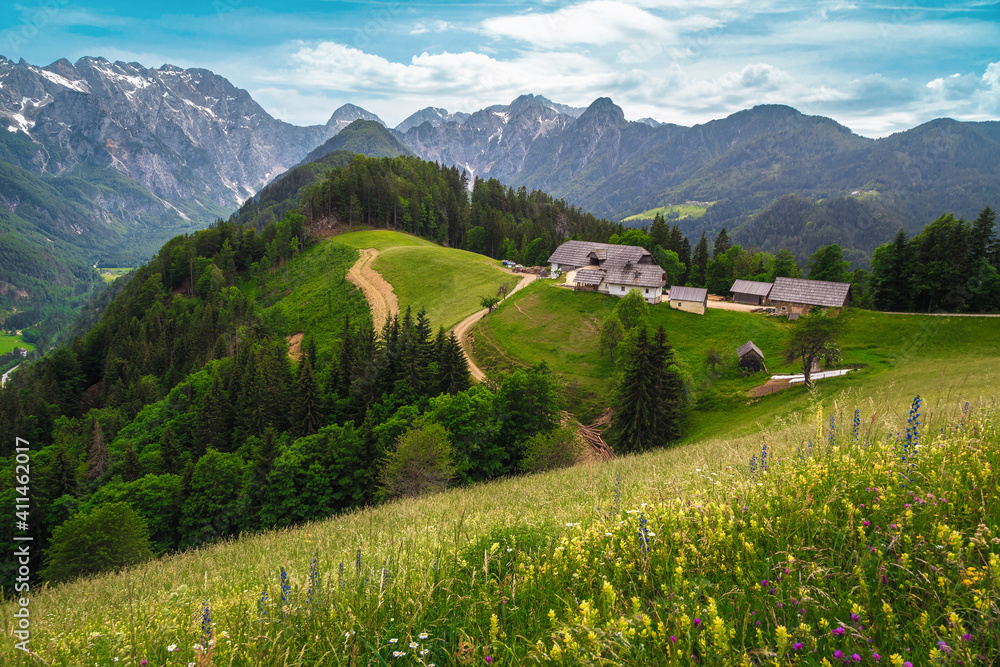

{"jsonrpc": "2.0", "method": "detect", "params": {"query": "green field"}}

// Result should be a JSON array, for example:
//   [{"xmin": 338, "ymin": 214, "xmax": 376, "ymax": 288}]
[
  {"xmin": 0, "ymin": 333, "xmax": 34, "ymax": 355},
  {"xmin": 472, "ymin": 281, "xmax": 1000, "ymax": 433},
  {"xmin": 623, "ymin": 202, "xmax": 711, "ymax": 223},
  {"xmin": 249, "ymin": 230, "xmax": 519, "ymax": 351},
  {"xmin": 334, "ymin": 229, "xmax": 438, "ymax": 251},
  {"xmin": 97, "ymin": 267, "xmax": 134, "ymax": 283},
  {"xmin": 247, "ymin": 239, "xmax": 370, "ymax": 354},
  {"xmin": 335, "ymin": 230, "xmax": 519, "ymax": 331}
]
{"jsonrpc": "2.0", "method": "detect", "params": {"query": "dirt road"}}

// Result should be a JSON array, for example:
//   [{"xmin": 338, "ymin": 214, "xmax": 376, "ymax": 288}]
[
  {"xmin": 454, "ymin": 273, "xmax": 534, "ymax": 382},
  {"xmin": 346, "ymin": 248, "xmax": 399, "ymax": 327}
]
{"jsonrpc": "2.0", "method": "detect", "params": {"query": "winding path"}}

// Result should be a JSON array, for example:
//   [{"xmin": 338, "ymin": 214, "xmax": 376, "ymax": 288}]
[
  {"xmin": 344, "ymin": 248, "xmax": 534, "ymax": 383},
  {"xmin": 453, "ymin": 273, "xmax": 534, "ymax": 382},
  {"xmin": 346, "ymin": 248, "xmax": 399, "ymax": 328}
]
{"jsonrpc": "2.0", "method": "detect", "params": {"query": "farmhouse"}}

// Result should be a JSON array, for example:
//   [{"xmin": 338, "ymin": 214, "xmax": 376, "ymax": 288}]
[
  {"xmin": 768, "ymin": 276, "xmax": 851, "ymax": 317},
  {"xmin": 668, "ymin": 285, "xmax": 708, "ymax": 315},
  {"xmin": 737, "ymin": 340, "xmax": 767, "ymax": 373},
  {"xmin": 730, "ymin": 279, "xmax": 773, "ymax": 306},
  {"xmin": 548, "ymin": 241, "xmax": 666, "ymax": 304}
]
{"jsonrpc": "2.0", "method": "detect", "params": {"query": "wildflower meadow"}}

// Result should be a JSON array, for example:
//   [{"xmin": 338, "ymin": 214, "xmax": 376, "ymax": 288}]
[{"xmin": 2, "ymin": 398, "xmax": 997, "ymax": 665}]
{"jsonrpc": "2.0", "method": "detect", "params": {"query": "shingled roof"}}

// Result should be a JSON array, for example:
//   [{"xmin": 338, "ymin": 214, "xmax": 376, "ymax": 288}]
[
  {"xmin": 737, "ymin": 340, "xmax": 764, "ymax": 360},
  {"xmin": 604, "ymin": 263, "xmax": 665, "ymax": 289},
  {"xmin": 669, "ymin": 286, "xmax": 708, "ymax": 303},
  {"xmin": 547, "ymin": 240, "xmax": 650, "ymax": 268},
  {"xmin": 770, "ymin": 277, "xmax": 851, "ymax": 308},
  {"xmin": 731, "ymin": 279, "xmax": 773, "ymax": 297},
  {"xmin": 574, "ymin": 268, "xmax": 604, "ymax": 285}
]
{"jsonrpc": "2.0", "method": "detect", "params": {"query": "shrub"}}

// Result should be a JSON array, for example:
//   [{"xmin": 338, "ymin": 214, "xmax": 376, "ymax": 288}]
[
  {"xmin": 520, "ymin": 426, "xmax": 584, "ymax": 473},
  {"xmin": 378, "ymin": 422, "xmax": 456, "ymax": 500},
  {"xmin": 40, "ymin": 502, "xmax": 154, "ymax": 583}
]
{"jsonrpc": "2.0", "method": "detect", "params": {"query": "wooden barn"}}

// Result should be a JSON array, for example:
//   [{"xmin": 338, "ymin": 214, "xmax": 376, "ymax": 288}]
[
  {"xmin": 668, "ymin": 285, "xmax": 708, "ymax": 315},
  {"xmin": 737, "ymin": 340, "xmax": 767, "ymax": 373},
  {"xmin": 730, "ymin": 279, "xmax": 773, "ymax": 306},
  {"xmin": 768, "ymin": 277, "xmax": 851, "ymax": 317}
]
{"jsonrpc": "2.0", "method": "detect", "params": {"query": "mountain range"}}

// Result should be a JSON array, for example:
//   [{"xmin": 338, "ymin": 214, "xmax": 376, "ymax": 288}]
[{"xmin": 2, "ymin": 55, "xmax": 999, "ymax": 325}]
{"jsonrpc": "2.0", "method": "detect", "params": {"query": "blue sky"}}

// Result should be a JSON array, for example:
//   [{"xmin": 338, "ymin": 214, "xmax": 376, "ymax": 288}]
[{"xmin": 2, "ymin": 0, "xmax": 999, "ymax": 136}]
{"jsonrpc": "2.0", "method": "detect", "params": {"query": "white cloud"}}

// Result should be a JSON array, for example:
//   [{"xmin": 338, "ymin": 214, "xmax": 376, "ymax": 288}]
[
  {"xmin": 410, "ymin": 20, "xmax": 453, "ymax": 35},
  {"xmin": 479, "ymin": 1, "xmax": 716, "ymax": 48}
]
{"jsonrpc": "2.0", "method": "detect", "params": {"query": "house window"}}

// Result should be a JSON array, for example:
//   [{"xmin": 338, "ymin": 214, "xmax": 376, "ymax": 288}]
[{"xmin": 645, "ymin": 289, "xmax": 648, "ymax": 294}]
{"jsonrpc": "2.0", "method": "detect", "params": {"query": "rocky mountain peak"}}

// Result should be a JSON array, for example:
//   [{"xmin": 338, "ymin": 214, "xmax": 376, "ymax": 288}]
[
  {"xmin": 577, "ymin": 97, "xmax": 626, "ymax": 126},
  {"xmin": 326, "ymin": 103, "xmax": 383, "ymax": 132}
]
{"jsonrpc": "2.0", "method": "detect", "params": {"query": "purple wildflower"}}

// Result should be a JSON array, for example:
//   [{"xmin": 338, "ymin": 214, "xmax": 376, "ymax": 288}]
[
  {"xmin": 793, "ymin": 643, "xmax": 803, "ymax": 651},
  {"xmin": 832, "ymin": 627, "xmax": 845, "ymax": 636}
]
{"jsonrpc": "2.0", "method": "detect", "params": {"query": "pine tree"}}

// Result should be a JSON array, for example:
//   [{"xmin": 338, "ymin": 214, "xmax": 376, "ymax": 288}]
[
  {"xmin": 123, "ymin": 442, "xmax": 142, "ymax": 482},
  {"xmin": 678, "ymin": 236, "xmax": 692, "ymax": 283},
  {"xmin": 437, "ymin": 331, "xmax": 471, "ymax": 395},
  {"xmin": 334, "ymin": 315, "xmax": 355, "ymax": 398},
  {"xmin": 668, "ymin": 223, "xmax": 683, "ymax": 254},
  {"xmin": 649, "ymin": 213, "xmax": 669, "ymax": 250},
  {"xmin": 291, "ymin": 356, "xmax": 323, "ymax": 438},
  {"xmin": 970, "ymin": 206, "xmax": 997, "ymax": 263},
  {"xmin": 691, "ymin": 233, "xmax": 710, "ymax": 286},
  {"xmin": 240, "ymin": 428, "xmax": 279, "ymax": 531},
  {"xmin": 713, "ymin": 228, "xmax": 731, "ymax": 258},
  {"xmin": 610, "ymin": 326, "xmax": 684, "ymax": 453},
  {"xmin": 197, "ymin": 374, "xmax": 232, "ymax": 453},
  {"xmin": 86, "ymin": 420, "xmax": 110, "ymax": 482}
]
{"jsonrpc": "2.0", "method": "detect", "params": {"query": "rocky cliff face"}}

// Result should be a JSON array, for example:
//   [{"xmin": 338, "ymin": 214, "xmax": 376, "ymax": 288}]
[
  {"xmin": 0, "ymin": 56, "xmax": 362, "ymax": 210},
  {"xmin": 400, "ymin": 94, "xmax": 582, "ymax": 184}
]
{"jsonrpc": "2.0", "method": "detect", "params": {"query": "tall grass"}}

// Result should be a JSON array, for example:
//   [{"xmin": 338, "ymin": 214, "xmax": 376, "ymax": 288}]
[{"xmin": 2, "ymin": 396, "xmax": 997, "ymax": 665}]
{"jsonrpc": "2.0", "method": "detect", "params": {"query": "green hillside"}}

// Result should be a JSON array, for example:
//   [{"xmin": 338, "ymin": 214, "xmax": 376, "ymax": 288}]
[
  {"xmin": 472, "ymin": 281, "xmax": 1000, "ymax": 431},
  {"xmin": 298, "ymin": 120, "xmax": 413, "ymax": 166},
  {"xmin": 1, "ymin": 387, "xmax": 994, "ymax": 665},
  {"xmin": 623, "ymin": 202, "xmax": 710, "ymax": 224}
]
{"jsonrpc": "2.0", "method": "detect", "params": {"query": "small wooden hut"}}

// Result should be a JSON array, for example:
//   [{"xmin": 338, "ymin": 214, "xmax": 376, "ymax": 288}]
[{"xmin": 737, "ymin": 340, "xmax": 767, "ymax": 373}]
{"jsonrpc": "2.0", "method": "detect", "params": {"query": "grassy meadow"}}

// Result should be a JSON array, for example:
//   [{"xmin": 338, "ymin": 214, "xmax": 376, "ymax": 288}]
[
  {"xmin": 0, "ymin": 333, "xmax": 34, "ymax": 355},
  {"xmin": 472, "ymin": 280, "xmax": 1000, "ymax": 433},
  {"xmin": 2, "ymin": 398, "xmax": 997, "ymax": 665},
  {"xmin": 98, "ymin": 267, "xmax": 135, "ymax": 284},
  {"xmin": 623, "ymin": 202, "xmax": 710, "ymax": 224},
  {"xmin": 245, "ymin": 240, "xmax": 370, "ymax": 353},
  {"xmin": 336, "ymin": 230, "xmax": 519, "ymax": 331}
]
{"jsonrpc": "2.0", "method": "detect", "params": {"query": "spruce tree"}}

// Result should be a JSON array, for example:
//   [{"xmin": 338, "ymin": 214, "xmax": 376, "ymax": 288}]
[
  {"xmin": 123, "ymin": 442, "xmax": 142, "ymax": 482},
  {"xmin": 649, "ymin": 213, "xmax": 670, "ymax": 250},
  {"xmin": 713, "ymin": 228, "xmax": 731, "ymax": 258},
  {"xmin": 692, "ymin": 233, "xmax": 710, "ymax": 286},
  {"xmin": 291, "ymin": 356, "xmax": 323, "ymax": 438},
  {"xmin": 970, "ymin": 206, "xmax": 997, "ymax": 263},
  {"xmin": 610, "ymin": 326, "xmax": 684, "ymax": 453},
  {"xmin": 437, "ymin": 331, "xmax": 471, "ymax": 395},
  {"xmin": 197, "ymin": 374, "xmax": 232, "ymax": 454}
]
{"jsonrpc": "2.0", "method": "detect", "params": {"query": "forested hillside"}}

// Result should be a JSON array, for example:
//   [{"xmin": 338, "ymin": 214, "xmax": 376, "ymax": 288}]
[
  {"xmin": 0, "ymin": 158, "xmax": 592, "ymax": 588},
  {"xmin": 239, "ymin": 153, "xmax": 624, "ymax": 264}
]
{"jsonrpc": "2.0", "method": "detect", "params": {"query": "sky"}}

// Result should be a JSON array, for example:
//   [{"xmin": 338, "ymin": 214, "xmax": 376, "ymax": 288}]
[{"xmin": 2, "ymin": 0, "xmax": 999, "ymax": 137}]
